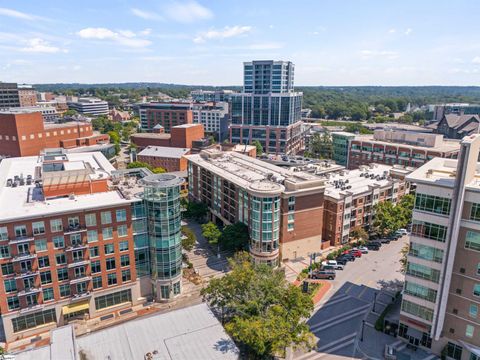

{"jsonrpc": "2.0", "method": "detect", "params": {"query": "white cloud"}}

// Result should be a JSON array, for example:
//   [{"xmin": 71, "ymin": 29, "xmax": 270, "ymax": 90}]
[
  {"xmin": 0, "ymin": 7, "xmax": 44, "ymax": 21},
  {"xmin": 472, "ymin": 56, "xmax": 480, "ymax": 64},
  {"xmin": 405, "ymin": 28, "xmax": 413, "ymax": 35},
  {"xmin": 360, "ymin": 50, "xmax": 399, "ymax": 60},
  {"xmin": 77, "ymin": 27, "xmax": 152, "ymax": 48},
  {"xmin": 131, "ymin": 8, "xmax": 163, "ymax": 21},
  {"xmin": 140, "ymin": 28, "xmax": 152, "ymax": 36},
  {"xmin": 21, "ymin": 38, "xmax": 64, "ymax": 53},
  {"xmin": 193, "ymin": 25, "xmax": 251, "ymax": 43},
  {"xmin": 165, "ymin": 1, "xmax": 213, "ymax": 23},
  {"xmin": 388, "ymin": 28, "xmax": 396, "ymax": 33}
]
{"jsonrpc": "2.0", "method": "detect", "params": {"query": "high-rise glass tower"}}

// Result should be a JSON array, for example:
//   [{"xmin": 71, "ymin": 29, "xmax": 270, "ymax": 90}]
[
  {"xmin": 141, "ymin": 174, "xmax": 183, "ymax": 301},
  {"xmin": 230, "ymin": 60, "xmax": 304, "ymax": 155}
]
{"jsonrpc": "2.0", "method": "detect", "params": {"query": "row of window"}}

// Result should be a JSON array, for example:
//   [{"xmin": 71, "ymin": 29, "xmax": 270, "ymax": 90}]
[
  {"xmin": 401, "ymin": 300, "xmax": 434, "ymax": 321},
  {"xmin": 414, "ymin": 193, "xmax": 451, "ymax": 216}
]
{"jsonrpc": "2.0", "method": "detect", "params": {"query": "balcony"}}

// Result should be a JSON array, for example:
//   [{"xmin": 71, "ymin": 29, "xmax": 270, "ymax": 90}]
[
  {"xmin": 15, "ymin": 270, "xmax": 39, "ymax": 279},
  {"xmin": 70, "ymin": 276, "xmax": 91, "ymax": 285},
  {"xmin": 70, "ymin": 291, "xmax": 92, "ymax": 302},
  {"xmin": 8, "ymin": 235, "xmax": 35, "ymax": 245},
  {"xmin": 12, "ymin": 252, "xmax": 37, "ymax": 262},
  {"xmin": 19, "ymin": 304, "xmax": 44, "ymax": 314},
  {"xmin": 68, "ymin": 259, "xmax": 90, "ymax": 268},
  {"xmin": 64, "ymin": 224, "xmax": 87, "ymax": 235},
  {"xmin": 17, "ymin": 286, "xmax": 42, "ymax": 296},
  {"xmin": 66, "ymin": 243, "xmax": 88, "ymax": 251}
]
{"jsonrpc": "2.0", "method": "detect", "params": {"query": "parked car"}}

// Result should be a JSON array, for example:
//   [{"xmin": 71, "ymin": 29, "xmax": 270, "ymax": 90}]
[
  {"xmin": 311, "ymin": 270, "xmax": 336, "ymax": 280},
  {"xmin": 357, "ymin": 246, "xmax": 369, "ymax": 254},
  {"xmin": 321, "ymin": 264, "xmax": 336, "ymax": 271},
  {"xmin": 350, "ymin": 249, "xmax": 362, "ymax": 257},
  {"xmin": 338, "ymin": 253, "xmax": 355, "ymax": 262},
  {"xmin": 334, "ymin": 257, "xmax": 348, "ymax": 265},
  {"xmin": 379, "ymin": 238, "xmax": 391, "ymax": 244},
  {"xmin": 396, "ymin": 228, "xmax": 408, "ymax": 236},
  {"xmin": 322, "ymin": 261, "xmax": 344, "ymax": 270},
  {"xmin": 366, "ymin": 243, "xmax": 380, "ymax": 250}
]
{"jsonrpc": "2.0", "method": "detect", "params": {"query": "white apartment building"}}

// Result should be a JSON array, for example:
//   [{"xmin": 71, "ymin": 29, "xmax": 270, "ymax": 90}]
[{"xmin": 192, "ymin": 102, "xmax": 229, "ymax": 141}]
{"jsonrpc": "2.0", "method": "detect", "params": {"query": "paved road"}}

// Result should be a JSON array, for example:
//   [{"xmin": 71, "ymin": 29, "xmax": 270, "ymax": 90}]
[{"xmin": 295, "ymin": 236, "xmax": 408, "ymax": 360}]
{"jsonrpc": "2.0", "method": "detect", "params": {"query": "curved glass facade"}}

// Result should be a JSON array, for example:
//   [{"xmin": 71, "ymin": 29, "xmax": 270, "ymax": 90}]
[
  {"xmin": 250, "ymin": 195, "xmax": 280, "ymax": 265},
  {"xmin": 141, "ymin": 174, "xmax": 183, "ymax": 300}
]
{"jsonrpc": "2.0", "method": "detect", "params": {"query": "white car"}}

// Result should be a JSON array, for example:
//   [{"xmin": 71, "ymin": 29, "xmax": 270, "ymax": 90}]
[
  {"xmin": 357, "ymin": 246, "xmax": 369, "ymax": 254},
  {"xmin": 322, "ymin": 260, "xmax": 344, "ymax": 270},
  {"xmin": 396, "ymin": 228, "xmax": 408, "ymax": 236}
]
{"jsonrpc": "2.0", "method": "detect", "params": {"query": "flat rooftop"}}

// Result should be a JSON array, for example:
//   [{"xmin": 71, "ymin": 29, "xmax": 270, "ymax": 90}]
[
  {"xmin": 131, "ymin": 133, "xmax": 171, "ymax": 139},
  {"xmin": 0, "ymin": 152, "xmax": 130, "ymax": 222},
  {"xmin": 44, "ymin": 121, "xmax": 91, "ymax": 129},
  {"xmin": 352, "ymin": 133, "xmax": 460, "ymax": 152},
  {"xmin": 324, "ymin": 164, "xmax": 407, "ymax": 200},
  {"xmin": 138, "ymin": 146, "xmax": 190, "ymax": 158},
  {"xmin": 186, "ymin": 149, "xmax": 325, "ymax": 194},
  {"xmin": 406, "ymin": 157, "xmax": 459, "ymax": 188}
]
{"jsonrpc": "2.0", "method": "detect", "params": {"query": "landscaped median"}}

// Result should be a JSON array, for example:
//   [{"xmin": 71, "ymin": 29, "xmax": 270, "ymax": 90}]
[{"xmin": 295, "ymin": 279, "xmax": 332, "ymax": 305}]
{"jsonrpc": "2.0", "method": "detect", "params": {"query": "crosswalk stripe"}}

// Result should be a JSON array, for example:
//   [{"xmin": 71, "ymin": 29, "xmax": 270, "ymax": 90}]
[
  {"xmin": 316, "ymin": 294, "xmax": 351, "ymax": 309},
  {"xmin": 315, "ymin": 338, "xmax": 356, "ymax": 359},
  {"xmin": 296, "ymin": 334, "xmax": 357, "ymax": 360},
  {"xmin": 309, "ymin": 303, "xmax": 371, "ymax": 332}
]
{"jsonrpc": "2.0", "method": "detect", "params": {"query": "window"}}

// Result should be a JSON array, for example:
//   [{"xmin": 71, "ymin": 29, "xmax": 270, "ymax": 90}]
[
  {"xmin": 401, "ymin": 300, "xmax": 434, "ymax": 321},
  {"xmin": 40, "ymin": 271, "xmax": 52, "ymax": 285},
  {"xmin": 67, "ymin": 216, "xmax": 79, "ymax": 228},
  {"xmin": 466, "ymin": 231, "xmax": 480, "ymax": 252},
  {"xmin": 101, "ymin": 211, "xmax": 112, "ymax": 225},
  {"xmin": 35, "ymin": 239, "xmax": 47, "ymax": 252},
  {"xmin": 409, "ymin": 243, "xmax": 443, "ymax": 263},
  {"xmin": 59, "ymin": 284, "xmax": 70, "ymax": 297},
  {"xmin": 414, "ymin": 194, "xmax": 451, "ymax": 215},
  {"xmin": 406, "ymin": 262, "xmax": 440, "ymax": 283},
  {"xmin": 42, "ymin": 288, "xmax": 54, "ymax": 301},
  {"xmin": 107, "ymin": 273, "xmax": 117, "ymax": 286},
  {"xmin": 57, "ymin": 267, "xmax": 68, "ymax": 281},
  {"xmin": 85, "ymin": 213, "xmax": 97, "ymax": 227},
  {"xmin": 116, "ymin": 209, "xmax": 127, "ymax": 222},
  {"xmin": 14, "ymin": 225, "xmax": 27, "ymax": 237},
  {"xmin": 173, "ymin": 281, "xmax": 181, "ymax": 295},
  {"xmin": 106, "ymin": 258, "xmax": 116, "ymax": 270},
  {"xmin": 119, "ymin": 240, "xmax": 128, "ymax": 251},
  {"xmin": 91, "ymin": 260, "xmax": 101, "ymax": 274},
  {"xmin": 17, "ymin": 243, "xmax": 29, "ymax": 255},
  {"xmin": 404, "ymin": 281, "xmax": 437, "ymax": 302},
  {"xmin": 104, "ymin": 243, "xmax": 114, "ymax": 254},
  {"xmin": 118, "ymin": 225, "xmax": 128, "ymax": 238},
  {"xmin": 70, "ymin": 233, "xmax": 81, "ymax": 246},
  {"xmin": 56, "ymin": 253, "xmax": 66, "ymax": 265},
  {"xmin": 102, "ymin": 227, "xmax": 113, "ymax": 240},
  {"xmin": 470, "ymin": 203, "xmax": 480, "ymax": 221},
  {"xmin": 0, "ymin": 245, "xmax": 10, "ymax": 259},
  {"xmin": 12, "ymin": 309, "xmax": 56, "ymax": 333},
  {"xmin": 469, "ymin": 304, "xmax": 478, "ymax": 318},
  {"xmin": 93, "ymin": 276, "xmax": 103, "ymax": 289},
  {"xmin": 0, "ymin": 227, "xmax": 7, "ymax": 240},
  {"xmin": 89, "ymin": 246, "xmax": 99, "ymax": 258},
  {"xmin": 53, "ymin": 236, "xmax": 65, "ymax": 249},
  {"xmin": 50, "ymin": 219, "xmax": 63, "ymax": 232},
  {"xmin": 94, "ymin": 289, "xmax": 132, "ymax": 310},
  {"xmin": 120, "ymin": 254, "xmax": 130, "ymax": 267},
  {"xmin": 474, "ymin": 284, "xmax": 480, "ymax": 297},
  {"xmin": 72, "ymin": 250, "xmax": 83, "ymax": 261},
  {"xmin": 7, "ymin": 296, "xmax": 19, "ymax": 310},
  {"xmin": 2, "ymin": 263, "xmax": 14, "ymax": 275},
  {"xmin": 466, "ymin": 325, "xmax": 475, "ymax": 338},
  {"xmin": 87, "ymin": 230, "xmax": 98, "ymax": 243},
  {"xmin": 446, "ymin": 342, "xmax": 462, "ymax": 360},
  {"xmin": 121, "ymin": 269, "xmax": 131, "ymax": 282},
  {"xmin": 32, "ymin": 221, "xmax": 45, "ymax": 235},
  {"xmin": 4, "ymin": 279, "xmax": 17, "ymax": 293},
  {"xmin": 160, "ymin": 285, "xmax": 169, "ymax": 299},
  {"xmin": 38, "ymin": 256, "xmax": 50, "ymax": 268},
  {"xmin": 74, "ymin": 266, "xmax": 86, "ymax": 278},
  {"xmin": 411, "ymin": 221, "xmax": 447, "ymax": 242}
]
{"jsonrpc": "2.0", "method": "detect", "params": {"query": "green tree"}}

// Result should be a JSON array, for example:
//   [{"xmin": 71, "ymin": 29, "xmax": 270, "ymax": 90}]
[
  {"xmin": 126, "ymin": 161, "xmax": 166, "ymax": 174},
  {"xmin": 181, "ymin": 226, "xmax": 196, "ymax": 251},
  {"xmin": 183, "ymin": 201, "xmax": 208, "ymax": 221},
  {"xmin": 202, "ymin": 252, "xmax": 314, "ymax": 358},
  {"xmin": 399, "ymin": 243, "xmax": 409, "ymax": 274},
  {"xmin": 350, "ymin": 226, "xmax": 368, "ymax": 242},
  {"xmin": 219, "ymin": 222, "xmax": 249, "ymax": 251},
  {"xmin": 373, "ymin": 201, "xmax": 399, "ymax": 236},
  {"xmin": 252, "ymin": 140, "xmax": 263, "ymax": 156},
  {"xmin": 64, "ymin": 109, "xmax": 78, "ymax": 117},
  {"xmin": 309, "ymin": 131, "xmax": 333, "ymax": 159},
  {"xmin": 201, "ymin": 222, "xmax": 222, "ymax": 245}
]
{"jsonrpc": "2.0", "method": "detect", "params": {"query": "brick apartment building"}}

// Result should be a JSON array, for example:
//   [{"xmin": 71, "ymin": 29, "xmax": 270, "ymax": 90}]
[
  {"xmin": 336, "ymin": 130, "xmax": 460, "ymax": 170},
  {"xmin": 0, "ymin": 111, "xmax": 108, "ymax": 157},
  {"xmin": 131, "ymin": 123, "xmax": 204, "ymax": 151},
  {"xmin": 137, "ymin": 146, "xmax": 190, "ymax": 172},
  {"xmin": 186, "ymin": 148, "xmax": 326, "ymax": 264},
  {"xmin": 322, "ymin": 164, "xmax": 412, "ymax": 246},
  {"xmin": 17, "ymin": 86, "xmax": 37, "ymax": 107},
  {"xmin": 138, "ymin": 103, "xmax": 193, "ymax": 132},
  {"xmin": 0, "ymin": 151, "xmax": 185, "ymax": 343}
]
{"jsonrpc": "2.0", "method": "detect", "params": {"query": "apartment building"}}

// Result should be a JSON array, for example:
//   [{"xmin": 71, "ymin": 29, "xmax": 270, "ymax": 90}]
[
  {"xmin": 137, "ymin": 103, "xmax": 193, "ymax": 132},
  {"xmin": 131, "ymin": 123, "xmax": 204, "ymax": 151},
  {"xmin": 5, "ymin": 106, "xmax": 58, "ymax": 122},
  {"xmin": 399, "ymin": 134, "xmax": 480, "ymax": 360},
  {"xmin": 17, "ymin": 85, "xmax": 37, "ymax": 107},
  {"xmin": 67, "ymin": 98, "xmax": 109, "ymax": 116},
  {"xmin": 331, "ymin": 132, "xmax": 356, "ymax": 166},
  {"xmin": 346, "ymin": 130, "xmax": 460, "ymax": 169},
  {"xmin": 186, "ymin": 149, "xmax": 326, "ymax": 265},
  {"xmin": 0, "ymin": 111, "xmax": 108, "ymax": 158},
  {"xmin": 192, "ymin": 102, "xmax": 229, "ymax": 141},
  {"xmin": 322, "ymin": 164, "xmax": 412, "ymax": 246},
  {"xmin": 0, "ymin": 151, "xmax": 184, "ymax": 343},
  {"xmin": 0, "ymin": 82, "xmax": 20, "ymax": 109},
  {"xmin": 137, "ymin": 146, "xmax": 190, "ymax": 172},
  {"xmin": 230, "ymin": 60, "xmax": 304, "ymax": 155},
  {"xmin": 190, "ymin": 89, "xmax": 235, "ymax": 102}
]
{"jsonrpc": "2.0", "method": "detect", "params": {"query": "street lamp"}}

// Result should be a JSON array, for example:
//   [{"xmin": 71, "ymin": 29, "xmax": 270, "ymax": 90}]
[
  {"xmin": 373, "ymin": 292, "xmax": 377, "ymax": 313},
  {"xmin": 360, "ymin": 320, "xmax": 365, "ymax": 342}
]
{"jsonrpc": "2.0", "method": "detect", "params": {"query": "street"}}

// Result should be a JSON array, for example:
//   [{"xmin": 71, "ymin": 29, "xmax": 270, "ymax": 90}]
[{"xmin": 295, "ymin": 236, "xmax": 408, "ymax": 360}]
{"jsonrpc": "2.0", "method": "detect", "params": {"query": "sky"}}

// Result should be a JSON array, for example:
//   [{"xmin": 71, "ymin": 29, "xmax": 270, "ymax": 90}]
[{"xmin": 1, "ymin": 0, "xmax": 480, "ymax": 86}]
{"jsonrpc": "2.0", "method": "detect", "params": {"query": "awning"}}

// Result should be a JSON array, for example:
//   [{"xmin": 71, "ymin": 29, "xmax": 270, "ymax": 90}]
[
  {"xmin": 406, "ymin": 326, "xmax": 423, "ymax": 339},
  {"xmin": 62, "ymin": 301, "xmax": 89, "ymax": 315},
  {"xmin": 459, "ymin": 340, "xmax": 480, "ymax": 357}
]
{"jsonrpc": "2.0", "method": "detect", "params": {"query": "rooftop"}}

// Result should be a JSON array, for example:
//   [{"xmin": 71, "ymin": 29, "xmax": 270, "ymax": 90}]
[
  {"xmin": 406, "ymin": 157, "xmax": 459, "ymax": 188},
  {"xmin": 352, "ymin": 133, "xmax": 460, "ymax": 152},
  {"xmin": 131, "ymin": 133, "xmax": 171, "ymax": 140},
  {"xmin": 0, "ymin": 152, "xmax": 130, "ymax": 222},
  {"xmin": 43, "ymin": 121, "xmax": 91, "ymax": 129},
  {"xmin": 138, "ymin": 146, "xmax": 190, "ymax": 158},
  {"xmin": 186, "ymin": 149, "xmax": 325, "ymax": 194},
  {"xmin": 324, "ymin": 164, "xmax": 409, "ymax": 200}
]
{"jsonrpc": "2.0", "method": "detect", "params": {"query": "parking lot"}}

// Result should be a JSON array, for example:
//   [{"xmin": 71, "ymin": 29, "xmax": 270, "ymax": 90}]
[{"xmin": 294, "ymin": 236, "xmax": 408, "ymax": 360}]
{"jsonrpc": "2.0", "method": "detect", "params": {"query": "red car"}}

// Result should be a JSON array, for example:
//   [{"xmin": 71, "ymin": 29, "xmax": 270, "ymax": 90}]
[{"xmin": 349, "ymin": 249, "xmax": 362, "ymax": 257}]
